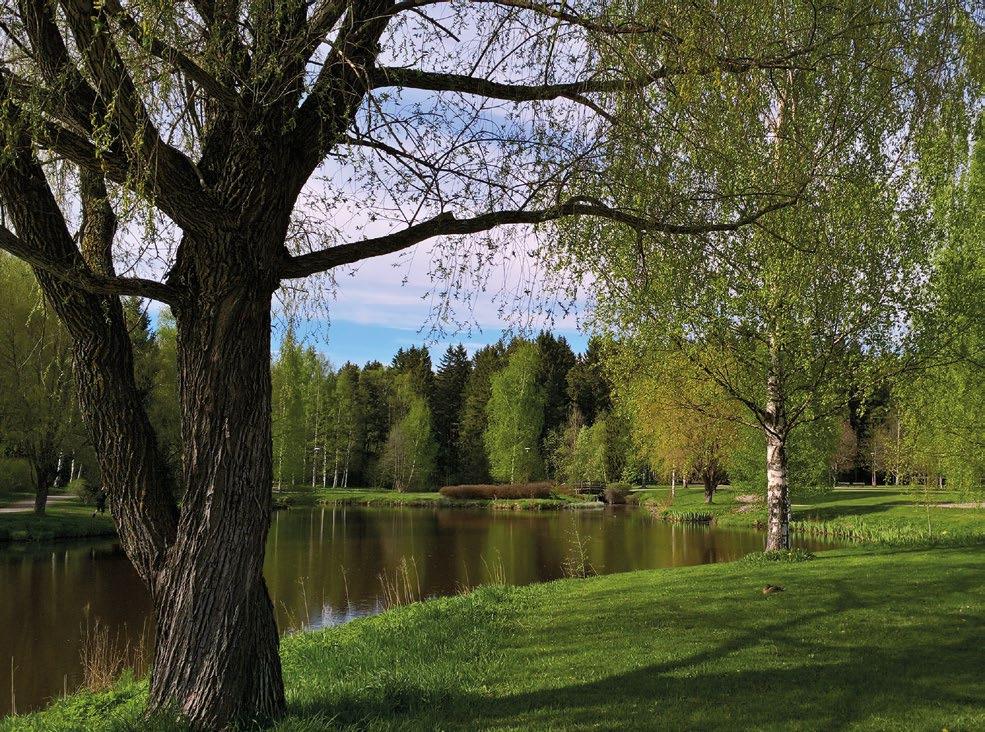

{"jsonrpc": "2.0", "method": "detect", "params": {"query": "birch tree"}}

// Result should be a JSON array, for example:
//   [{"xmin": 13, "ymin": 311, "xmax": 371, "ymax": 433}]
[
  {"xmin": 484, "ymin": 341, "xmax": 546, "ymax": 482},
  {"xmin": 562, "ymin": 0, "xmax": 978, "ymax": 549}
]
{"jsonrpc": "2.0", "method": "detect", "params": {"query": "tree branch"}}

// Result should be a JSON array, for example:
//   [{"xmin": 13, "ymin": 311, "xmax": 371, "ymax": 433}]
[
  {"xmin": 279, "ymin": 194, "xmax": 797, "ymax": 279},
  {"xmin": 58, "ymin": 0, "xmax": 224, "ymax": 232},
  {"xmin": 0, "ymin": 226, "xmax": 180, "ymax": 304},
  {"xmin": 371, "ymin": 55, "xmax": 808, "ymax": 107},
  {"xmin": 288, "ymin": 0, "xmax": 395, "ymax": 190}
]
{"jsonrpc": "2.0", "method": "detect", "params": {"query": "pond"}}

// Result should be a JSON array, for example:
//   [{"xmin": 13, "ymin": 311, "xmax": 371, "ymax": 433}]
[{"xmin": 0, "ymin": 505, "xmax": 837, "ymax": 716}]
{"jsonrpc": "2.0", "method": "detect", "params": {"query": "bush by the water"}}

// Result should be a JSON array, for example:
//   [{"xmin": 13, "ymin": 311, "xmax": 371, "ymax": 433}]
[
  {"xmin": 439, "ymin": 483, "xmax": 554, "ymax": 500},
  {"xmin": 739, "ymin": 548, "xmax": 816, "ymax": 564},
  {"xmin": 602, "ymin": 483, "xmax": 632, "ymax": 505},
  {"xmin": 71, "ymin": 478, "xmax": 98, "ymax": 506}
]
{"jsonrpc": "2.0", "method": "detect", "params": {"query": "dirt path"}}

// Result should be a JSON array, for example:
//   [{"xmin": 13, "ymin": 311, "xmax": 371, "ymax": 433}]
[{"xmin": 0, "ymin": 494, "xmax": 75, "ymax": 514}]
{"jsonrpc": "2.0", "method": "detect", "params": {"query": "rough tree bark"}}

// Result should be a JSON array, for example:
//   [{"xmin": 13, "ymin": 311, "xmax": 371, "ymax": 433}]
[{"xmin": 149, "ymin": 277, "xmax": 283, "ymax": 726}]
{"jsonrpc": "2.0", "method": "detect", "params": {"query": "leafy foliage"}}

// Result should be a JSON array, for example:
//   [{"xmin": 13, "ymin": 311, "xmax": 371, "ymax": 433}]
[{"xmin": 484, "ymin": 342, "xmax": 546, "ymax": 483}]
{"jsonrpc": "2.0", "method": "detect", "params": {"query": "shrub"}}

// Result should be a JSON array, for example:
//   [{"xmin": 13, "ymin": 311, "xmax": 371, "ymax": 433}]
[
  {"xmin": 602, "ymin": 483, "xmax": 632, "ymax": 505},
  {"xmin": 71, "ymin": 478, "xmax": 99, "ymax": 506},
  {"xmin": 439, "ymin": 483, "xmax": 554, "ymax": 500}
]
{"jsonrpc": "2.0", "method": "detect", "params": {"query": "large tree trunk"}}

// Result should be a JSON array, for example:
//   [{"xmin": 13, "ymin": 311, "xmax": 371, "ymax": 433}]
[
  {"xmin": 703, "ymin": 474, "xmax": 716, "ymax": 504},
  {"xmin": 148, "ymin": 286, "xmax": 284, "ymax": 728},
  {"xmin": 33, "ymin": 471, "xmax": 51, "ymax": 515}
]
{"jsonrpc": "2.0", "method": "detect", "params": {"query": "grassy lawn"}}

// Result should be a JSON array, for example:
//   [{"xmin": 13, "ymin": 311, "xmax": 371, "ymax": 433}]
[
  {"xmin": 642, "ymin": 485, "xmax": 985, "ymax": 545},
  {"xmin": 0, "ymin": 499, "xmax": 115, "ymax": 541},
  {"xmin": 6, "ymin": 544, "xmax": 984, "ymax": 731}
]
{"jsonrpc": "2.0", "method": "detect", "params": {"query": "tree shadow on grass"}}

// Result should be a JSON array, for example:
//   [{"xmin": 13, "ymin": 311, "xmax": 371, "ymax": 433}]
[
  {"xmin": 794, "ymin": 501, "xmax": 915, "ymax": 522},
  {"xmin": 282, "ymin": 561, "xmax": 985, "ymax": 730}
]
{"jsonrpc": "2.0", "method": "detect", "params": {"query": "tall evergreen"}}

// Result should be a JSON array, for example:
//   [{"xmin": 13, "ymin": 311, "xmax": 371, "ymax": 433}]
[
  {"xmin": 567, "ymin": 337, "xmax": 613, "ymax": 426},
  {"xmin": 433, "ymin": 345, "xmax": 472, "ymax": 484},
  {"xmin": 391, "ymin": 346, "xmax": 435, "ymax": 404},
  {"xmin": 535, "ymin": 331, "xmax": 577, "ymax": 446},
  {"xmin": 356, "ymin": 362, "xmax": 392, "ymax": 487}
]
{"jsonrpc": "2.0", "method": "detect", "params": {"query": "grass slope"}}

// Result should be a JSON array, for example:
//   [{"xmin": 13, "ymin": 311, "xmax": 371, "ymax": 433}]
[
  {"xmin": 6, "ymin": 545, "xmax": 985, "ymax": 731},
  {"xmin": 0, "ymin": 501, "xmax": 115, "ymax": 541}
]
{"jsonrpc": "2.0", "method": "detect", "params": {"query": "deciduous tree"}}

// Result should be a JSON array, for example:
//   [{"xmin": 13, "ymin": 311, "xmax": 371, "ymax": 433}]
[{"xmin": 485, "ymin": 341, "xmax": 546, "ymax": 482}]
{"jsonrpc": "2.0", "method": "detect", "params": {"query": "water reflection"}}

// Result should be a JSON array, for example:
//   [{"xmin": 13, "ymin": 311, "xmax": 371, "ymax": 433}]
[{"xmin": 1, "ymin": 506, "xmax": 836, "ymax": 716}]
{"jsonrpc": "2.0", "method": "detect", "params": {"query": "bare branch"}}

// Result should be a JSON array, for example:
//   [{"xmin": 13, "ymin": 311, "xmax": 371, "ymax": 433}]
[
  {"xmin": 279, "ymin": 194, "xmax": 797, "ymax": 279},
  {"xmin": 0, "ymin": 225, "xmax": 180, "ymax": 304}
]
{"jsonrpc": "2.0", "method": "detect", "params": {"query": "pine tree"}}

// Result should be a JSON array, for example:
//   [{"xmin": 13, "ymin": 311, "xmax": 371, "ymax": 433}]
[
  {"xmin": 391, "ymin": 346, "xmax": 435, "ymax": 404},
  {"xmin": 356, "ymin": 362, "xmax": 392, "ymax": 487},
  {"xmin": 567, "ymin": 337, "xmax": 613, "ymax": 425},
  {"xmin": 433, "ymin": 345, "xmax": 472, "ymax": 484},
  {"xmin": 535, "ymin": 331, "xmax": 577, "ymax": 449}
]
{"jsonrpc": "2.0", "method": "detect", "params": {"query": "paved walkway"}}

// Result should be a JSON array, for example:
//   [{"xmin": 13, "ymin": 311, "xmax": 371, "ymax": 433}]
[{"xmin": 0, "ymin": 494, "xmax": 75, "ymax": 514}]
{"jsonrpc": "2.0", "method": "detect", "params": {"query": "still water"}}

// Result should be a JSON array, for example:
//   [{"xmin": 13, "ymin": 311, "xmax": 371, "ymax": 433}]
[{"xmin": 0, "ymin": 506, "xmax": 836, "ymax": 716}]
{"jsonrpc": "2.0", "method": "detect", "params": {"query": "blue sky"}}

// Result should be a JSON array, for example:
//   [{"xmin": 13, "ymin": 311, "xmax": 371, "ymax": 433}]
[{"xmin": 294, "ymin": 318, "xmax": 588, "ymax": 367}]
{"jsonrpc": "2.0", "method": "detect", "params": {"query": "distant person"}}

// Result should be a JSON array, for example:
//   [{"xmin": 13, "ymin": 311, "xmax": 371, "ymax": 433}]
[{"xmin": 92, "ymin": 489, "xmax": 107, "ymax": 516}]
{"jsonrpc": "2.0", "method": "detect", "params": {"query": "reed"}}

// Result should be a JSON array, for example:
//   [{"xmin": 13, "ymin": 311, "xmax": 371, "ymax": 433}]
[
  {"xmin": 79, "ymin": 617, "xmax": 150, "ymax": 693},
  {"xmin": 378, "ymin": 557, "xmax": 422, "ymax": 609},
  {"xmin": 561, "ymin": 525, "xmax": 596, "ymax": 579}
]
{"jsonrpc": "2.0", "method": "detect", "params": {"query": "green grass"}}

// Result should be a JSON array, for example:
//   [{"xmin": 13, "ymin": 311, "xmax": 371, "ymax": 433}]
[
  {"xmin": 296, "ymin": 487, "xmax": 589, "ymax": 511},
  {"xmin": 6, "ymin": 544, "xmax": 984, "ymax": 731},
  {"xmin": 792, "ymin": 488, "xmax": 985, "ymax": 545},
  {"xmin": 642, "ymin": 485, "xmax": 985, "ymax": 546},
  {"xmin": 0, "ymin": 500, "xmax": 115, "ymax": 541}
]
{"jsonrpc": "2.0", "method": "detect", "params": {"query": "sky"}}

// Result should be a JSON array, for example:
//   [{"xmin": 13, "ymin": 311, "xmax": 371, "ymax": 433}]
[{"xmin": 283, "ymin": 241, "xmax": 590, "ymax": 368}]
